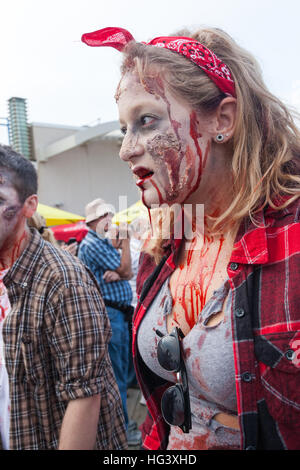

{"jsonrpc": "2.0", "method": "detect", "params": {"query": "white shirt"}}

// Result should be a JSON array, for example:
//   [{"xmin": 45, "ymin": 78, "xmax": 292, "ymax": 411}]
[
  {"xmin": 0, "ymin": 269, "xmax": 10, "ymax": 450},
  {"xmin": 129, "ymin": 237, "xmax": 142, "ymax": 308}
]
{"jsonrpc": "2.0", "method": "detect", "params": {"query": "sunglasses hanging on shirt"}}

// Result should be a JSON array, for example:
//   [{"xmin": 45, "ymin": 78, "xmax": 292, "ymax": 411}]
[{"xmin": 156, "ymin": 326, "xmax": 192, "ymax": 433}]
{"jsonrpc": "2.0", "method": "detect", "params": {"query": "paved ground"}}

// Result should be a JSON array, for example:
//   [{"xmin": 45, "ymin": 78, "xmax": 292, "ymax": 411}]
[{"xmin": 127, "ymin": 387, "xmax": 147, "ymax": 449}]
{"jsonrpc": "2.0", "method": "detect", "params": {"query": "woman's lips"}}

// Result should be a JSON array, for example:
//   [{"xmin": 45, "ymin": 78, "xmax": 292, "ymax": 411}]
[
  {"xmin": 132, "ymin": 167, "xmax": 154, "ymax": 187},
  {"xmin": 136, "ymin": 174, "xmax": 153, "ymax": 188}
]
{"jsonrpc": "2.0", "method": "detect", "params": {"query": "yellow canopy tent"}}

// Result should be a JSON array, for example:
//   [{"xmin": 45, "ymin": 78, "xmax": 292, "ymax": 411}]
[
  {"xmin": 37, "ymin": 203, "xmax": 84, "ymax": 226},
  {"xmin": 37, "ymin": 200, "xmax": 147, "ymax": 227},
  {"xmin": 112, "ymin": 200, "xmax": 148, "ymax": 225}
]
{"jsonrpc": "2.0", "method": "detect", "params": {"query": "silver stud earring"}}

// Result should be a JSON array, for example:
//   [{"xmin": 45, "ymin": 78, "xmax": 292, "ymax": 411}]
[{"xmin": 215, "ymin": 134, "xmax": 224, "ymax": 143}]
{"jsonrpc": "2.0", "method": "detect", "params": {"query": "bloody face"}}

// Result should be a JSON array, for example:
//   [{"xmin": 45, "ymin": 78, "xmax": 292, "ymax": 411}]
[
  {"xmin": 117, "ymin": 71, "xmax": 213, "ymax": 208},
  {"xmin": 0, "ymin": 171, "xmax": 24, "ymax": 253}
]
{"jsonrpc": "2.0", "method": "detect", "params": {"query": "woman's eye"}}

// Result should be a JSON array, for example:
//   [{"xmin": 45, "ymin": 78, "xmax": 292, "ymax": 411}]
[
  {"xmin": 140, "ymin": 115, "xmax": 156, "ymax": 127},
  {"xmin": 120, "ymin": 126, "xmax": 127, "ymax": 135}
]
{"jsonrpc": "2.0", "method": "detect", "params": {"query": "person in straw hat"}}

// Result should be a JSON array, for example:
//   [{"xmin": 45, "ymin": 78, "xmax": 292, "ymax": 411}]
[{"xmin": 78, "ymin": 198, "xmax": 142, "ymax": 446}]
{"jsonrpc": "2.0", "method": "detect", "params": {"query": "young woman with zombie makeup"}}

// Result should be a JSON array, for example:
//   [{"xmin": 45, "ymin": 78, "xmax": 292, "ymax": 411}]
[{"xmin": 82, "ymin": 27, "xmax": 300, "ymax": 450}]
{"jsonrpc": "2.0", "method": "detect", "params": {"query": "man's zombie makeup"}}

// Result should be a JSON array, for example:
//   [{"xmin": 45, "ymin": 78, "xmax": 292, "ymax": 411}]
[{"xmin": 0, "ymin": 172, "xmax": 26, "ymax": 268}]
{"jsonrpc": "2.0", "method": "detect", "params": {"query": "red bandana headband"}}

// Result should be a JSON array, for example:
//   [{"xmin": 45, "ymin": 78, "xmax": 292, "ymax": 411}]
[{"xmin": 81, "ymin": 27, "xmax": 236, "ymax": 98}]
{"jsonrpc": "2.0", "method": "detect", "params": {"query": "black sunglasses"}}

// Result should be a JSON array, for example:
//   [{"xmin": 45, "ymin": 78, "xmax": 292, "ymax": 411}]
[{"xmin": 156, "ymin": 326, "xmax": 192, "ymax": 433}]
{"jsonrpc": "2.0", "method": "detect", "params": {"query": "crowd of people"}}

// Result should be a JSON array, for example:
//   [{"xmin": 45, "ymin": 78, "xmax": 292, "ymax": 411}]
[
  {"xmin": 0, "ymin": 22, "xmax": 300, "ymax": 451},
  {"xmin": 77, "ymin": 197, "xmax": 147, "ymax": 446}
]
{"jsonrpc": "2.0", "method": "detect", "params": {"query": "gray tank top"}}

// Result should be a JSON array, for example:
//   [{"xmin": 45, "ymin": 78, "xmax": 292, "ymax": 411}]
[{"xmin": 137, "ymin": 279, "xmax": 241, "ymax": 450}]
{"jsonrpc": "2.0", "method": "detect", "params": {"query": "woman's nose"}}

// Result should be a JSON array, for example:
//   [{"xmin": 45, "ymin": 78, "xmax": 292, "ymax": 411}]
[{"xmin": 119, "ymin": 133, "xmax": 144, "ymax": 162}]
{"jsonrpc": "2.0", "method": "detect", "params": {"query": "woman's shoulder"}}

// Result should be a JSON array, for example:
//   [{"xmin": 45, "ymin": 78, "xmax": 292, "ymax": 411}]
[
  {"xmin": 265, "ymin": 196, "xmax": 300, "ymax": 228},
  {"xmin": 136, "ymin": 250, "xmax": 158, "ymax": 297},
  {"xmin": 263, "ymin": 196, "xmax": 300, "ymax": 277}
]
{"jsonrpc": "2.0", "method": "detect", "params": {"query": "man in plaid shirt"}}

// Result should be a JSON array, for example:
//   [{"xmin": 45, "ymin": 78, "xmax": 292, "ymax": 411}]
[
  {"xmin": 78, "ymin": 199, "xmax": 136, "ymax": 440},
  {"xmin": 0, "ymin": 145, "xmax": 127, "ymax": 450}
]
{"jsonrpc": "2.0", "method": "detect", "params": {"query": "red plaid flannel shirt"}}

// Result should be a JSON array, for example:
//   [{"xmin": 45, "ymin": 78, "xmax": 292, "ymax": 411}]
[{"xmin": 132, "ymin": 197, "xmax": 300, "ymax": 450}]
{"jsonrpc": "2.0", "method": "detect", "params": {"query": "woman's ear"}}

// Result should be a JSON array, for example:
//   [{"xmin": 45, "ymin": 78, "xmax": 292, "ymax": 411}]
[
  {"xmin": 23, "ymin": 195, "xmax": 38, "ymax": 219},
  {"xmin": 214, "ymin": 97, "xmax": 237, "ymax": 142}
]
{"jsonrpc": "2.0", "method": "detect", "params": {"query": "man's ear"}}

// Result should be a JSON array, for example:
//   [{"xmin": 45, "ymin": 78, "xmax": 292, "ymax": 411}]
[{"xmin": 23, "ymin": 195, "xmax": 38, "ymax": 218}]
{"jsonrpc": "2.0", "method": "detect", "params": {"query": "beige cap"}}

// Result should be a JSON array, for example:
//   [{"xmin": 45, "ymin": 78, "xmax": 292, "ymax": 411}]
[{"xmin": 85, "ymin": 198, "xmax": 115, "ymax": 224}]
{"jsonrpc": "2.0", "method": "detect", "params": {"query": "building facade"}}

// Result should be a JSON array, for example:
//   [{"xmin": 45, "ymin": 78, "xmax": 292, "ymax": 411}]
[{"xmin": 30, "ymin": 121, "xmax": 139, "ymax": 216}]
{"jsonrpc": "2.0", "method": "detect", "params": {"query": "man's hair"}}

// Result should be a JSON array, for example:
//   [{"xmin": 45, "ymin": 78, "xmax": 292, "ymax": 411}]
[{"xmin": 0, "ymin": 145, "xmax": 38, "ymax": 203}]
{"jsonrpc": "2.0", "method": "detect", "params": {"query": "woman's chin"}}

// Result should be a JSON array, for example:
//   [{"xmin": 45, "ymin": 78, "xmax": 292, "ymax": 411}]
[{"xmin": 140, "ymin": 189, "xmax": 164, "ymax": 209}]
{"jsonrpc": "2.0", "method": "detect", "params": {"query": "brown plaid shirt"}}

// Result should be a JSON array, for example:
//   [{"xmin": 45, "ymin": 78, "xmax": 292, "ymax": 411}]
[{"xmin": 2, "ymin": 229, "xmax": 127, "ymax": 450}]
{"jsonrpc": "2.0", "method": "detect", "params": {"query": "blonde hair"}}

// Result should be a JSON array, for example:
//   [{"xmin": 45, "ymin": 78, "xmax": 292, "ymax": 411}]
[
  {"xmin": 28, "ymin": 212, "xmax": 60, "ymax": 247},
  {"xmin": 121, "ymin": 27, "xmax": 300, "ymax": 263}
]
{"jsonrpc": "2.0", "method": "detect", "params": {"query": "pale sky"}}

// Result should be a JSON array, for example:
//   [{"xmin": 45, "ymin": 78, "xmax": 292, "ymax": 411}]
[{"xmin": 1, "ymin": 0, "xmax": 299, "ymax": 143}]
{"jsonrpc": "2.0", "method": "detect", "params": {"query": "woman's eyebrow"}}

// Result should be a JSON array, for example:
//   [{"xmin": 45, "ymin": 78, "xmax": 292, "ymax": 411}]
[
  {"xmin": 119, "ymin": 104, "xmax": 145, "ymax": 125},
  {"xmin": 120, "ymin": 99, "xmax": 164, "ymax": 124}
]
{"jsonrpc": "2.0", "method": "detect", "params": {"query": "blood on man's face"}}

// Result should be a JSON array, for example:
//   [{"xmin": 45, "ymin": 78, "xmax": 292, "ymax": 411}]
[
  {"xmin": 117, "ymin": 71, "xmax": 213, "ymax": 208},
  {"xmin": 0, "ymin": 172, "xmax": 24, "ymax": 252}
]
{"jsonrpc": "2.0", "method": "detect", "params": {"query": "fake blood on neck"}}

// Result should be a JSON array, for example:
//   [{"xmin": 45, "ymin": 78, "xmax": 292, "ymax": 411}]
[
  {"xmin": 0, "ymin": 230, "xmax": 28, "ymax": 270},
  {"xmin": 171, "ymin": 235, "xmax": 225, "ymax": 330}
]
